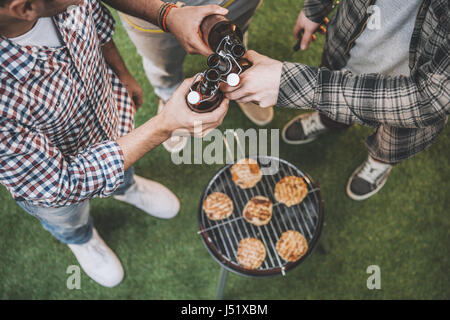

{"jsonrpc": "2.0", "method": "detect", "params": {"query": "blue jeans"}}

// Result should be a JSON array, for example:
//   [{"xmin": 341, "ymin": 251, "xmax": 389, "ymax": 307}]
[{"xmin": 16, "ymin": 168, "xmax": 136, "ymax": 245}]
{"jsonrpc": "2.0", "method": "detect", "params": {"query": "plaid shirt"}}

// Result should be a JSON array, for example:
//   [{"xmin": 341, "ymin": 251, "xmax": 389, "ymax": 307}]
[
  {"xmin": 0, "ymin": 0, "xmax": 134, "ymax": 207},
  {"xmin": 278, "ymin": 0, "xmax": 449, "ymax": 129}
]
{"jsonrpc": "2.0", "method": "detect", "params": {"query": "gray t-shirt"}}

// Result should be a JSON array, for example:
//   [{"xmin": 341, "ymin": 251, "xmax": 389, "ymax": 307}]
[{"xmin": 344, "ymin": 0, "xmax": 422, "ymax": 76}]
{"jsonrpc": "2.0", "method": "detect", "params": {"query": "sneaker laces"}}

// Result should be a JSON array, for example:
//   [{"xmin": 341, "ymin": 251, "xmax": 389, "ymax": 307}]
[
  {"xmin": 300, "ymin": 112, "xmax": 326, "ymax": 136},
  {"xmin": 357, "ymin": 157, "xmax": 392, "ymax": 184}
]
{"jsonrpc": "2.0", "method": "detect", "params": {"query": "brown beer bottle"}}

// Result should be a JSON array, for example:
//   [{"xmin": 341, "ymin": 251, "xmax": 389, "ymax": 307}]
[
  {"xmin": 200, "ymin": 14, "xmax": 245, "ymax": 57},
  {"xmin": 207, "ymin": 53, "xmax": 232, "ymax": 74},
  {"xmin": 225, "ymin": 57, "xmax": 252, "ymax": 87},
  {"xmin": 207, "ymin": 53, "xmax": 252, "ymax": 87},
  {"xmin": 186, "ymin": 68, "xmax": 224, "ymax": 113}
]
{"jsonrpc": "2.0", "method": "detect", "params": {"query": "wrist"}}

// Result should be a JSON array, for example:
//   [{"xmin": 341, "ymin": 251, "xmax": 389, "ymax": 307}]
[
  {"xmin": 164, "ymin": 6, "xmax": 179, "ymax": 33},
  {"xmin": 152, "ymin": 112, "xmax": 175, "ymax": 138},
  {"xmin": 158, "ymin": 3, "xmax": 178, "ymax": 32}
]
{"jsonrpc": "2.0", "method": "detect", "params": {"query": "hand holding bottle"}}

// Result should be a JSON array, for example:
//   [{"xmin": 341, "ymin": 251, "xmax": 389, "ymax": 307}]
[
  {"xmin": 161, "ymin": 78, "xmax": 229, "ymax": 138},
  {"xmin": 165, "ymin": 5, "xmax": 229, "ymax": 56},
  {"xmin": 221, "ymin": 50, "xmax": 283, "ymax": 108}
]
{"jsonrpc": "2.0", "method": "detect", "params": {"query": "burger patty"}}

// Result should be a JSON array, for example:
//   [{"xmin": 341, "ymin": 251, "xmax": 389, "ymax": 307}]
[
  {"xmin": 203, "ymin": 192, "xmax": 234, "ymax": 221},
  {"xmin": 237, "ymin": 238, "xmax": 266, "ymax": 270},
  {"xmin": 242, "ymin": 196, "xmax": 273, "ymax": 226},
  {"xmin": 274, "ymin": 176, "xmax": 308, "ymax": 207},
  {"xmin": 230, "ymin": 158, "xmax": 262, "ymax": 189},
  {"xmin": 276, "ymin": 230, "xmax": 308, "ymax": 262}
]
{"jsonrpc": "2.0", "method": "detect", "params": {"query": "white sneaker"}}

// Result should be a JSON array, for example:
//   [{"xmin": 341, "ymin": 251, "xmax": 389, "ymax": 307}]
[
  {"xmin": 68, "ymin": 228, "xmax": 124, "ymax": 288},
  {"xmin": 158, "ymin": 100, "xmax": 188, "ymax": 153},
  {"xmin": 113, "ymin": 175, "xmax": 180, "ymax": 219}
]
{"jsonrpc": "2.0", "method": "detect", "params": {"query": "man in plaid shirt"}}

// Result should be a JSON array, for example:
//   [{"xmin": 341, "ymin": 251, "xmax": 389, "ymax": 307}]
[
  {"xmin": 0, "ymin": 0, "xmax": 228, "ymax": 287},
  {"xmin": 224, "ymin": 0, "xmax": 449, "ymax": 200}
]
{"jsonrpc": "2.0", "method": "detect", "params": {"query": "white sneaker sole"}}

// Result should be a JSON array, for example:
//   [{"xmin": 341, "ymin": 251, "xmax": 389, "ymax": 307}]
[{"xmin": 345, "ymin": 163, "xmax": 392, "ymax": 201}]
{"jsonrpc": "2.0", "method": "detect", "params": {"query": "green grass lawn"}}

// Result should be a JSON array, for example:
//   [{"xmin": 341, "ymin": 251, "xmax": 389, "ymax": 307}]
[{"xmin": 0, "ymin": 0, "xmax": 449, "ymax": 299}]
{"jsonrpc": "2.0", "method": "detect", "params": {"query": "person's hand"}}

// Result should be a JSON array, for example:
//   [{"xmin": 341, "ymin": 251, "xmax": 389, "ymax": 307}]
[
  {"xmin": 159, "ymin": 78, "xmax": 229, "ymax": 138},
  {"xmin": 221, "ymin": 50, "xmax": 283, "ymax": 108},
  {"xmin": 120, "ymin": 72, "xmax": 144, "ymax": 110},
  {"xmin": 293, "ymin": 10, "xmax": 321, "ymax": 51},
  {"xmin": 165, "ymin": 5, "xmax": 229, "ymax": 56}
]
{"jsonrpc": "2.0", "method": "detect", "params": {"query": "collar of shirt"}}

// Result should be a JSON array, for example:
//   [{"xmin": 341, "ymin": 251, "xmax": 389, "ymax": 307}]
[
  {"xmin": 0, "ymin": 4, "xmax": 82, "ymax": 83},
  {"xmin": 0, "ymin": 36, "xmax": 40, "ymax": 83}
]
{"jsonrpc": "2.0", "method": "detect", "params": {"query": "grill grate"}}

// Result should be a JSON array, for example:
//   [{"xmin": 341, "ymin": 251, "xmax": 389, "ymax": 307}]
[{"xmin": 198, "ymin": 156, "xmax": 324, "ymax": 277}]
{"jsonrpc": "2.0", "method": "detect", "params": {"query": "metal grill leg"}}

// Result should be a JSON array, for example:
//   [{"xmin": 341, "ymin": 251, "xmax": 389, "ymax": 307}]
[{"xmin": 215, "ymin": 267, "xmax": 229, "ymax": 300}]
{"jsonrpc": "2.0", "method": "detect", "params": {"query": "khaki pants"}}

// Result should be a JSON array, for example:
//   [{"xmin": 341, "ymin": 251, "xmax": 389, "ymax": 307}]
[{"xmin": 120, "ymin": 0, "xmax": 262, "ymax": 102}]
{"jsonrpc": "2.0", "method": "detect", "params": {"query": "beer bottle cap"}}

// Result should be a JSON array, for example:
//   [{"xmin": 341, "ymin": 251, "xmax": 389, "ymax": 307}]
[
  {"xmin": 187, "ymin": 91, "xmax": 201, "ymax": 105},
  {"xmin": 226, "ymin": 73, "xmax": 240, "ymax": 87}
]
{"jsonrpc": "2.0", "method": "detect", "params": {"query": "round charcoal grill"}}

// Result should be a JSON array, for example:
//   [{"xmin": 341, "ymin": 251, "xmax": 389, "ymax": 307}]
[{"xmin": 197, "ymin": 156, "xmax": 324, "ymax": 298}]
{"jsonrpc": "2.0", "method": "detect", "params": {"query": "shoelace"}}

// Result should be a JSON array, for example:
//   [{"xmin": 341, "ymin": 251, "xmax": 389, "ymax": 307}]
[
  {"xmin": 300, "ymin": 113, "xmax": 325, "ymax": 136},
  {"xmin": 357, "ymin": 159, "xmax": 389, "ymax": 184}
]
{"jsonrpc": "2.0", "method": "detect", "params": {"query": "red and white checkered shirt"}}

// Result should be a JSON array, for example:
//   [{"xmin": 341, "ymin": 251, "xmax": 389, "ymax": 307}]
[{"xmin": 0, "ymin": 0, "xmax": 135, "ymax": 207}]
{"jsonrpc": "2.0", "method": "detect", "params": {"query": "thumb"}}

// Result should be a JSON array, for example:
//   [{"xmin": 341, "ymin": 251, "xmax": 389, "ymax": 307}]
[
  {"xmin": 300, "ymin": 29, "xmax": 314, "ymax": 50},
  {"xmin": 192, "ymin": 32, "xmax": 214, "ymax": 56},
  {"xmin": 199, "ymin": 4, "xmax": 229, "ymax": 17},
  {"xmin": 174, "ymin": 77, "xmax": 194, "ymax": 98},
  {"xmin": 244, "ymin": 50, "xmax": 261, "ymax": 63}
]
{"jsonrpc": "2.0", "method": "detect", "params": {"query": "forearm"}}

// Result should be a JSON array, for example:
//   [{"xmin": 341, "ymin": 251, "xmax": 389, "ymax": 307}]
[
  {"xmin": 277, "ymin": 62, "xmax": 450, "ymax": 128},
  {"xmin": 101, "ymin": 39, "xmax": 130, "ymax": 78},
  {"xmin": 101, "ymin": 0, "xmax": 163, "ymax": 25},
  {"xmin": 117, "ymin": 114, "xmax": 171, "ymax": 170}
]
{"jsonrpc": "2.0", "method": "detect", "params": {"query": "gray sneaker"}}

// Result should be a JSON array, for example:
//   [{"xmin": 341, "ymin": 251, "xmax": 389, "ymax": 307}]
[
  {"xmin": 346, "ymin": 156, "xmax": 393, "ymax": 201},
  {"xmin": 282, "ymin": 111, "xmax": 329, "ymax": 144}
]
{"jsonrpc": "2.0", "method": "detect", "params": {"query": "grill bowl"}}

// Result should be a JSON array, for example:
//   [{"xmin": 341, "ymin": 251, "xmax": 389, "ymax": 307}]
[{"xmin": 198, "ymin": 156, "xmax": 324, "ymax": 277}]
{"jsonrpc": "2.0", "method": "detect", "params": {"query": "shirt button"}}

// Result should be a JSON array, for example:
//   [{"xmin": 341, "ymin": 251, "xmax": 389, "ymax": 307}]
[{"xmin": 67, "ymin": 5, "xmax": 78, "ymax": 14}]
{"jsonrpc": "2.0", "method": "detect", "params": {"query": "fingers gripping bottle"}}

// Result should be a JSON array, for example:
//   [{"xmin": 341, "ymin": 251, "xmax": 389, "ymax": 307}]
[
  {"xmin": 201, "ymin": 15, "xmax": 252, "ymax": 87},
  {"xmin": 186, "ymin": 68, "xmax": 224, "ymax": 113}
]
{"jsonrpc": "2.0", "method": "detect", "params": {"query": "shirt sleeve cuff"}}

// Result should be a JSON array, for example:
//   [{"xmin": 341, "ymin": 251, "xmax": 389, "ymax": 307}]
[
  {"xmin": 277, "ymin": 62, "xmax": 319, "ymax": 109},
  {"xmin": 86, "ymin": 140, "xmax": 125, "ymax": 197}
]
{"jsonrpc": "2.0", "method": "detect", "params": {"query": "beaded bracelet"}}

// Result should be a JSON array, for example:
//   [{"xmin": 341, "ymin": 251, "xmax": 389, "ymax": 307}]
[
  {"xmin": 162, "ymin": 4, "xmax": 177, "ymax": 32},
  {"xmin": 157, "ymin": 2, "xmax": 177, "ymax": 32},
  {"xmin": 157, "ymin": 2, "xmax": 171, "ymax": 31}
]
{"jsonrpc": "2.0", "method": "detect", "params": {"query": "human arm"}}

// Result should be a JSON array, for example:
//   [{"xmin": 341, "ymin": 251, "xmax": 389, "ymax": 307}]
[
  {"xmin": 117, "ymin": 79, "xmax": 229, "ymax": 170},
  {"xmin": 223, "ymin": 50, "xmax": 449, "ymax": 128},
  {"xmin": 293, "ymin": 0, "xmax": 334, "ymax": 51},
  {"xmin": 0, "ymin": 79, "xmax": 228, "ymax": 207},
  {"xmin": 101, "ymin": 40, "xmax": 144, "ymax": 109},
  {"xmin": 101, "ymin": 0, "xmax": 228, "ymax": 56}
]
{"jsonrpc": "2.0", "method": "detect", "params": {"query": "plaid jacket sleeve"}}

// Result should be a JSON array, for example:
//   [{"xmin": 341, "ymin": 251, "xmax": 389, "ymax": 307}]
[
  {"xmin": 303, "ymin": 0, "xmax": 333, "ymax": 23},
  {"xmin": 277, "ymin": 43, "xmax": 450, "ymax": 128},
  {"xmin": 0, "ymin": 118, "xmax": 125, "ymax": 207},
  {"xmin": 91, "ymin": 0, "xmax": 115, "ymax": 45}
]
